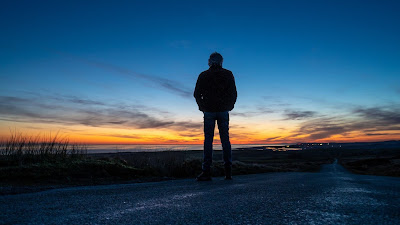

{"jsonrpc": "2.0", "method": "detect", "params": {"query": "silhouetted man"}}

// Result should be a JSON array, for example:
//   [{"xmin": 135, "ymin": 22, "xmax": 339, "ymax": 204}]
[{"xmin": 194, "ymin": 52, "xmax": 237, "ymax": 181}]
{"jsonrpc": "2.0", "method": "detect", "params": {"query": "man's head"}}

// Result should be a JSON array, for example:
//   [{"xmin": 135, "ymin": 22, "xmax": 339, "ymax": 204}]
[{"xmin": 208, "ymin": 52, "xmax": 223, "ymax": 67}]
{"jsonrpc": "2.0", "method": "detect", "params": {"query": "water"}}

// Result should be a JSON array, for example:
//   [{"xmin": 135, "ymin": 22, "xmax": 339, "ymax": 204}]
[{"xmin": 86, "ymin": 144, "xmax": 279, "ymax": 154}]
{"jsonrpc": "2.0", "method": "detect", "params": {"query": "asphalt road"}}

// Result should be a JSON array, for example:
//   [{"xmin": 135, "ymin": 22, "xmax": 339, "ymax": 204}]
[{"xmin": 1, "ymin": 162, "xmax": 400, "ymax": 225}]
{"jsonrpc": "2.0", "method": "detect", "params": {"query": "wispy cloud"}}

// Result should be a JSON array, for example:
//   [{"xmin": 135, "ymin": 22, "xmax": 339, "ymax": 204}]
[
  {"xmin": 365, "ymin": 133, "xmax": 392, "ymax": 136},
  {"xmin": 85, "ymin": 59, "xmax": 192, "ymax": 98},
  {"xmin": 175, "ymin": 132, "xmax": 203, "ymax": 138},
  {"xmin": 263, "ymin": 136, "xmax": 283, "ymax": 142},
  {"xmin": 54, "ymin": 51, "xmax": 192, "ymax": 98},
  {"xmin": 295, "ymin": 117, "xmax": 349, "ymax": 140},
  {"xmin": 101, "ymin": 134, "xmax": 140, "ymax": 139},
  {"xmin": 231, "ymin": 106, "xmax": 274, "ymax": 117},
  {"xmin": 94, "ymin": 133, "xmax": 180, "ymax": 143},
  {"xmin": 287, "ymin": 105, "xmax": 400, "ymax": 141},
  {"xmin": 0, "ymin": 94, "xmax": 201, "ymax": 131},
  {"xmin": 354, "ymin": 107, "xmax": 400, "ymax": 125},
  {"xmin": 283, "ymin": 110, "xmax": 317, "ymax": 120},
  {"xmin": 58, "ymin": 96, "xmax": 106, "ymax": 106}
]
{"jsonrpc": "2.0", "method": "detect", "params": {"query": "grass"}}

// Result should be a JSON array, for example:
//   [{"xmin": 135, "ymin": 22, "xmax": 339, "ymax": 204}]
[
  {"xmin": 0, "ymin": 132, "xmax": 334, "ymax": 191},
  {"xmin": 3, "ymin": 132, "xmax": 398, "ymax": 194},
  {"xmin": 337, "ymin": 148, "xmax": 400, "ymax": 177},
  {"xmin": 0, "ymin": 132, "xmax": 144, "ymax": 188},
  {"xmin": 90, "ymin": 148, "xmax": 334, "ymax": 179},
  {"xmin": 0, "ymin": 131, "xmax": 87, "ymax": 166}
]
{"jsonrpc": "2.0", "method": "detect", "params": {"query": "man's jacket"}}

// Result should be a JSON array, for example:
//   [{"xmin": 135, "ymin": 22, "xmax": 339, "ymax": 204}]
[{"xmin": 194, "ymin": 65, "xmax": 237, "ymax": 112}]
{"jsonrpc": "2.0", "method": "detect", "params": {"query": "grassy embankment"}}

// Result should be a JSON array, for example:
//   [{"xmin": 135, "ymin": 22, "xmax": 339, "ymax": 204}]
[
  {"xmin": 0, "ymin": 133, "xmax": 144, "ymax": 187},
  {"xmin": 0, "ymin": 134, "xmax": 334, "ymax": 189},
  {"xmin": 337, "ymin": 148, "xmax": 400, "ymax": 177},
  {"xmin": 1, "ymin": 133, "xmax": 398, "ymax": 192}
]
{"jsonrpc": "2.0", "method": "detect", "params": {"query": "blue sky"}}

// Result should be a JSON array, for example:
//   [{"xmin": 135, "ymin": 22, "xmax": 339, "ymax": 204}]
[{"xmin": 1, "ymin": 0, "xmax": 399, "ymax": 144}]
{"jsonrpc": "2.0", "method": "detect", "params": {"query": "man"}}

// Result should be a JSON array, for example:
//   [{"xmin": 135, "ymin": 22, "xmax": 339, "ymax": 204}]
[{"xmin": 194, "ymin": 52, "xmax": 237, "ymax": 181}]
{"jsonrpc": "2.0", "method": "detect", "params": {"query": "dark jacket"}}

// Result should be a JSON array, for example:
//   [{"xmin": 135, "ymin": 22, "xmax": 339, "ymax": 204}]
[{"xmin": 194, "ymin": 65, "xmax": 237, "ymax": 112}]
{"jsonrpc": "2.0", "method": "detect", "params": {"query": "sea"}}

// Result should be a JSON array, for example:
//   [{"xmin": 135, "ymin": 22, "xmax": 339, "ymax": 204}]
[{"xmin": 85, "ymin": 144, "xmax": 283, "ymax": 154}]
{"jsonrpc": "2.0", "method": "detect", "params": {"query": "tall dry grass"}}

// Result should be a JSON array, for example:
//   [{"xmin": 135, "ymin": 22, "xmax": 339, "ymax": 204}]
[{"xmin": 0, "ymin": 131, "xmax": 87, "ymax": 166}]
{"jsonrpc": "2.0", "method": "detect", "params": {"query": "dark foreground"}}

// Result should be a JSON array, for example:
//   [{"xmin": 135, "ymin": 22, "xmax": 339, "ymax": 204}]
[
  {"xmin": 2, "ymin": 147, "xmax": 399, "ymax": 194},
  {"xmin": 1, "ymin": 162, "xmax": 399, "ymax": 225}
]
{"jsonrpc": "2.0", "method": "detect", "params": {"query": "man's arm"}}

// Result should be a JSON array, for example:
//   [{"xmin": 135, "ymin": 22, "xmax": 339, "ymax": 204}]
[
  {"xmin": 194, "ymin": 74, "xmax": 203, "ymax": 99},
  {"xmin": 232, "ymin": 75, "xmax": 237, "ymax": 104},
  {"xmin": 194, "ymin": 74, "xmax": 204, "ymax": 111},
  {"xmin": 228, "ymin": 73, "xmax": 237, "ymax": 110}
]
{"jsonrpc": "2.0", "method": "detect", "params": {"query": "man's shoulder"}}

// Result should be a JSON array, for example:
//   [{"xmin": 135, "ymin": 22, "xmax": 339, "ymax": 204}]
[
  {"xmin": 199, "ymin": 70, "xmax": 208, "ymax": 76},
  {"xmin": 218, "ymin": 68, "xmax": 234, "ymax": 79},
  {"xmin": 205, "ymin": 68, "xmax": 233, "ymax": 74},
  {"xmin": 199, "ymin": 68, "xmax": 233, "ymax": 78},
  {"xmin": 221, "ymin": 68, "xmax": 232, "ymax": 73}
]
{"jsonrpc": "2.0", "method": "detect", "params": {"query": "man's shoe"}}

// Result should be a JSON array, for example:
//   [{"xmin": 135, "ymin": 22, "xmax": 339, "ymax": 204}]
[
  {"xmin": 196, "ymin": 171, "xmax": 212, "ymax": 181},
  {"xmin": 225, "ymin": 166, "xmax": 232, "ymax": 180}
]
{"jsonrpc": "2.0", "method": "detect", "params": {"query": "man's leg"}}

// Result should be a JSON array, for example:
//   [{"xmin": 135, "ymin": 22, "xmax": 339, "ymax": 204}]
[
  {"xmin": 202, "ymin": 112, "xmax": 216, "ymax": 172},
  {"xmin": 217, "ymin": 111, "xmax": 232, "ymax": 179}
]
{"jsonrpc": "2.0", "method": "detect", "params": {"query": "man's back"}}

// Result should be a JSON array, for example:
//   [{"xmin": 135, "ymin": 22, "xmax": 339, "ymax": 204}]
[{"xmin": 194, "ymin": 65, "xmax": 237, "ymax": 112}]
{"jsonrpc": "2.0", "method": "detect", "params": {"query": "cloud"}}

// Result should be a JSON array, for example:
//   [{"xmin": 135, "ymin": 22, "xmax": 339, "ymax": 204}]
[
  {"xmin": 60, "ymin": 96, "xmax": 106, "ymax": 106},
  {"xmin": 54, "ymin": 51, "xmax": 192, "ymax": 98},
  {"xmin": 176, "ymin": 132, "xmax": 203, "ymax": 137},
  {"xmin": 298, "ymin": 119, "xmax": 349, "ymax": 140},
  {"xmin": 263, "ymin": 136, "xmax": 283, "ymax": 142},
  {"xmin": 98, "ymin": 134, "xmax": 140, "ymax": 139},
  {"xmin": 288, "ymin": 105, "xmax": 400, "ymax": 141},
  {"xmin": 173, "ymin": 121, "xmax": 202, "ymax": 130},
  {"xmin": 85, "ymin": 60, "xmax": 192, "ymax": 98},
  {"xmin": 261, "ymin": 96, "xmax": 291, "ymax": 107},
  {"xmin": 283, "ymin": 110, "xmax": 317, "ymax": 120},
  {"xmin": 231, "ymin": 106, "xmax": 274, "ymax": 117},
  {"xmin": 95, "ymin": 133, "xmax": 183, "ymax": 143},
  {"xmin": 354, "ymin": 107, "xmax": 400, "ymax": 125},
  {"xmin": 365, "ymin": 133, "xmax": 392, "ymax": 136},
  {"xmin": 0, "ymin": 95, "xmax": 201, "ymax": 131}
]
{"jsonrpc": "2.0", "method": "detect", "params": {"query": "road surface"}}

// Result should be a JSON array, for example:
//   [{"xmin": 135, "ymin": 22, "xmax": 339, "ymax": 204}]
[{"xmin": 1, "ymin": 162, "xmax": 400, "ymax": 224}]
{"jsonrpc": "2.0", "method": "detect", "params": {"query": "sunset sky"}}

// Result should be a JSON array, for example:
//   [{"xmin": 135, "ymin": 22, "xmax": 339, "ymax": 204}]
[{"xmin": 1, "ymin": 0, "xmax": 399, "ymax": 144}]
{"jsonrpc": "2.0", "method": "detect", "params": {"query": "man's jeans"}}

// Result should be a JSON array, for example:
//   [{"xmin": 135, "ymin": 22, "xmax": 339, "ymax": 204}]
[{"xmin": 202, "ymin": 111, "xmax": 232, "ymax": 171}]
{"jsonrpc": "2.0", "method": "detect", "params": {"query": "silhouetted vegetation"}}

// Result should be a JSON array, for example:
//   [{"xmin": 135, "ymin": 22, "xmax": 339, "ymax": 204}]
[
  {"xmin": 90, "ymin": 149, "xmax": 334, "ymax": 179},
  {"xmin": 0, "ymin": 133, "xmax": 333, "ymax": 192},
  {"xmin": 0, "ymin": 132, "xmax": 87, "ymax": 166},
  {"xmin": 337, "ymin": 148, "xmax": 400, "ymax": 177},
  {"xmin": 1, "ymin": 133, "xmax": 398, "ymax": 195},
  {"xmin": 0, "ymin": 133, "xmax": 142, "ymax": 188}
]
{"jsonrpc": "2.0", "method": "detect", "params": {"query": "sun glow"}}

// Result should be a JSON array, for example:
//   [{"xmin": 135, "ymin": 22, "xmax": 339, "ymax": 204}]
[{"xmin": 2, "ymin": 118, "xmax": 398, "ymax": 145}]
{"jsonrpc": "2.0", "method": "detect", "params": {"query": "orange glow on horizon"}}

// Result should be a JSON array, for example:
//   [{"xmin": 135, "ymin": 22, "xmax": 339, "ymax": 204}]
[{"xmin": 0, "ymin": 124, "xmax": 398, "ymax": 145}]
